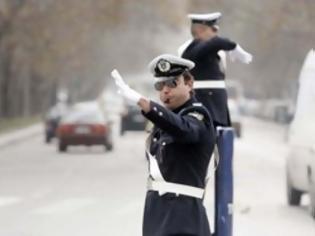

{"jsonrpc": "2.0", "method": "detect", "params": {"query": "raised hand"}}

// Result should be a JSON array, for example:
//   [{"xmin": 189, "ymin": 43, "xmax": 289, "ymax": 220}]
[{"xmin": 111, "ymin": 69, "xmax": 143, "ymax": 105}]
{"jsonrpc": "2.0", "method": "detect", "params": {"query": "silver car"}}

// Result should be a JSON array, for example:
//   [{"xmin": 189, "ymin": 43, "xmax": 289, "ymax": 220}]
[{"xmin": 286, "ymin": 49, "xmax": 315, "ymax": 219}]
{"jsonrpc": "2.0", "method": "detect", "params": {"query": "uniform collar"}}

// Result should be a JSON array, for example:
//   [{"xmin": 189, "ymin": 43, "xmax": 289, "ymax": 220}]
[
  {"xmin": 193, "ymin": 35, "xmax": 218, "ymax": 43},
  {"xmin": 172, "ymin": 96, "xmax": 197, "ymax": 114}
]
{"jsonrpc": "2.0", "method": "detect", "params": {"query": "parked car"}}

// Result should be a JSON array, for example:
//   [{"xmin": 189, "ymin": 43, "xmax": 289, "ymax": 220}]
[
  {"xmin": 57, "ymin": 101, "xmax": 113, "ymax": 152},
  {"xmin": 256, "ymin": 99, "xmax": 292, "ymax": 123},
  {"xmin": 228, "ymin": 99, "xmax": 242, "ymax": 138},
  {"xmin": 120, "ymin": 103, "xmax": 146, "ymax": 135},
  {"xmin": 44, "ymin": 102, "xmax": 68, "ymax": 143},
  {"xmin": 286, "ymin": 49, "xmax": 315, "ymax": 219}
]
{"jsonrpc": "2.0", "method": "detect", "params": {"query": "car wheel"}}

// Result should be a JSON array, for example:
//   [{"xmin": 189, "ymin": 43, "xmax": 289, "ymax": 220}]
[
  {"xmin": 286, "ymin": 172, "xmax": 303, "ymax": 206},
  {"xmin": 105, "ymin": 142, "xmax": 113, "ymax": 151},
  {"xmin": 236, "ymin": 126, "xmax": 241, "ymax": 138},
  {"xmin": 58, "ymin": 142, "xmax": 67, "ymax": 152},
  {"xmin": 120, "ymin": 127, "xmax": 125, "ymax": 136},
  {"xmin": 308, "ymin": 168, "xmax": 315, "ymax": 219},
  {"xmin": 45, "ymin": 135, "xmax": 51, "ymax": 143},
  {"xmin": 310, "ymin": 187, "xmax": 315, "ymax": 219}
]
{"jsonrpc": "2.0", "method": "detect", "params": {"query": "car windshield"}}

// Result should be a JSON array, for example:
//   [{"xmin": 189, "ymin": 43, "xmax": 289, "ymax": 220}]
[
  {"xmin": 289, "ymin": 49, "xmax": 315, "ymax": 146},
  {"xmin": 62, "ymin": 110, "xmax": 104, "ymax": 124}
]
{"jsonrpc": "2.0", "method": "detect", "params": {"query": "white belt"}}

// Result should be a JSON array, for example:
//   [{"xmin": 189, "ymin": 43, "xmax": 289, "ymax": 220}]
[
  {"xmin": 194, "ymin": 80, "xmax": 226, "ymax": 89},
  {"xmin": 147, "ymin": 179, "xmax": 204, "ymax": 199}
]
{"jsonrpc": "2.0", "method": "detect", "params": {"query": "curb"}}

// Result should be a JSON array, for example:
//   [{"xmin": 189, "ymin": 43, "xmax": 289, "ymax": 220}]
[{"xmin": 0, "ymin": 123, "xmax": 42, "ymax": 149}]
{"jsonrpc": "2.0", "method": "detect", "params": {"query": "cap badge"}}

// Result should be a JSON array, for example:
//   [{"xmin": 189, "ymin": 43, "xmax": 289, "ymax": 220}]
[{"xmin": 157, "ymin": 59, "xmax": 171, "ymax": 73}]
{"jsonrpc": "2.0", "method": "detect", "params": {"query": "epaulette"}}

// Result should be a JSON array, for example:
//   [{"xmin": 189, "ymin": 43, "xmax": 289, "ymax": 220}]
[
  {"xmin": 188, "ymin": 112, "xmax": 204, "ymax": 121},
  {"xmin": 179, "ymin": 103, "xmax": 211, "ymax": 123},
  {"xmin": 192, "ymin": 102, "xmax": 203, "ymax": 107}
]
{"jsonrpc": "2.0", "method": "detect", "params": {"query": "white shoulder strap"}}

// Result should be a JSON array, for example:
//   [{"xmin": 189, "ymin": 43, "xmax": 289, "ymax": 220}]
[
  {"xmin": 146, "ymin": 151, "xmax": 165, "ymax": 181},
  {"xmin": 177, "ymin": 39, "xmax": 193, "ymax": 56}
]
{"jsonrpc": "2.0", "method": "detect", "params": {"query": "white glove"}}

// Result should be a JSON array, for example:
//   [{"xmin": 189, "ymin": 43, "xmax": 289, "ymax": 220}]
[
  {"xmin": 111, "ymin": 69, "xmax": 143, "ymax": 105},
  {"xmin": 229, "ymin": 44, "xmax": 253, "ymax": 64}
]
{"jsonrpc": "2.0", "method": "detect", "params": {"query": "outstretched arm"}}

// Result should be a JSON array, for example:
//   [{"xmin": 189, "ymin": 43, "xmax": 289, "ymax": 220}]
[
  {"xmin": 190, "ymin": 36, "xmax": 253, "ymax": 64},
  {"xmin": 111, "ymin": 70, "xmax": 208, "ymax": 143},
  {"xmin": 193, "ymin": 36, "xmax": 237, "ymax": 57},
  {"xmin": 141, "ymin": 101, "xmax": 208, "ymax": 143}
]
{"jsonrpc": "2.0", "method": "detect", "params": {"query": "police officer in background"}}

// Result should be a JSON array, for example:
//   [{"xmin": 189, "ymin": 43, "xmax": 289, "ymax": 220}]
[
  {"xmin": 179, "ymin": 12, "xmax": 253, "ymax": 127},
  {"xmin": 111, "ymin": 54, "xmax": 216, "ymax": 236}
]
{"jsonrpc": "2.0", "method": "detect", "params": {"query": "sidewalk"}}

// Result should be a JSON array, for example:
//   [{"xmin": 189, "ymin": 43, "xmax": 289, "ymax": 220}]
[{"xmin": 0, "ymin": 123, "xmax": 42, "ymax": 149}]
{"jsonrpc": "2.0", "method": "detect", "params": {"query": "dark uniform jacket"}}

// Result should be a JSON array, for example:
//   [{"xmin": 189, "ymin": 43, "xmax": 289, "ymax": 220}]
[
  {"xmin": 182, "ymin": 36, "xmax": 237, "ymax": 126},
  {"xmin": 142, "ymin": 97, "xmax": 216, "ymax": 236}
]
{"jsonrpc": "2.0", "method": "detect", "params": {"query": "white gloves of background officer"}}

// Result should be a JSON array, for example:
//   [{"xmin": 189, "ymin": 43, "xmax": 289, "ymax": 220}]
[
  {"xmin": 229, "ymin": 44, "xmax": 253, "ymax": 64},
  {"xmin": 111, "ymin": 69, "xmax": 144, "ymax": 105}
]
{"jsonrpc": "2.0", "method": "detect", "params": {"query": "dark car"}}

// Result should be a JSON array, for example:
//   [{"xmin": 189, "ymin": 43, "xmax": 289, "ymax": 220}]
[
  {"xmin": 226, "ymin": 81, "xmax": 244, "ymax": 138},
  {"xmin": 228, "ymin": 99, "xmax": 242, "ymax": 138},
  {"xmin": 120, "ymin": 103, "xmax": 146, "ymax": 135},
  {"xmin": 57, "ymin": 102, "xmax": 113, "ymax": 152},
  {"xmin": 45, "ymin": 117, "xmax": 60, "ymax": 143}
]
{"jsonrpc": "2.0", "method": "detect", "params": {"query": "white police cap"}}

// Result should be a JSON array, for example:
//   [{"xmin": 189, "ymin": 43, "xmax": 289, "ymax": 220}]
[
  {"xmin": 188, "ymin": 12, "xmax": 222, "ymax": 26},
  {"xmin": 148, "ymin": 54, "xmax": 195, "ymax": 81}
]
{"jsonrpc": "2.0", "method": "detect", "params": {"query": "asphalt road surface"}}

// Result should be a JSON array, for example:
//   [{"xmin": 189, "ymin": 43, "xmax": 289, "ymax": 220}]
[{"xmin": 0, "ymin": 117, "xmax": 315, "ymax": 236}]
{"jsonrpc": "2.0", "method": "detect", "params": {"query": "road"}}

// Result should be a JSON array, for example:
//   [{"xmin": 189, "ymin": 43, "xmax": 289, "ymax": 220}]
[{"xmin": 0, "ymin": 117, "xmax": 315, "ymax": 236}]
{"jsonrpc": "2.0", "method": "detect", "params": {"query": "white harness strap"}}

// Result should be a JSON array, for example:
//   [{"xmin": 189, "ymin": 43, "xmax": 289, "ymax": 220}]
[
  {"xmin": 194, "ymin": 80, "xmax": 226, "ymax": 89},
  {"xmin": 147, "ymin": 151, "xmax": 165, "ymax": 181},
  {"xmin": 147, "ymin": 179, "xmax": 204, "ymax": 199},
  {"xmin": 146, "ymin": 151, "xmax": 205, "ymax": 198},
  {"xmin": 205, "ymin": 144, "xmax": 220, "ymax": 181},
  {"xmin": 177, "ymin": 39, "xmax": 193, "ymax": 56}
]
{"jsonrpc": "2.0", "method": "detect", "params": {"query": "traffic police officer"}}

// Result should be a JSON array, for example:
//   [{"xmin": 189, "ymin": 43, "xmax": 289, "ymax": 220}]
[
  {"xmin": 179, "ymin": 12, "xmax": 253, "ymax": 127},
  {"xmin": 111, "ymin": 54, "xmax": 216, "ymax": 236}
]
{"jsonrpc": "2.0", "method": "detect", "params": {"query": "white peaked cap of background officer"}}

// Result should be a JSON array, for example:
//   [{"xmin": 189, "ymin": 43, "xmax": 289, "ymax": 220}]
[
  {"xmin": 188, "ymin": 12, "xmax": 222, "ymax": 22},
  {"xmin": 148, "ymin": 54, "xmax": 195, "ymax": 81}
]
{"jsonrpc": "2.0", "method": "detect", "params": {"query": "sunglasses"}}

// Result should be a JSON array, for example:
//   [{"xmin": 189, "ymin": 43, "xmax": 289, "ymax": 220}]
[{"xmin": 154, "ymin": 78, "xmax": 178, "ymax": 91}]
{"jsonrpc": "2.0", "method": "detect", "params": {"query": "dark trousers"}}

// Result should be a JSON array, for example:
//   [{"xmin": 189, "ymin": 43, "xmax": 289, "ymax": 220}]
[
  {"xmin": 143, "ymin": 192, "xmax": 211, "ymax": 236},
  {"xmin": 168, "ymin": 234, "xmax": 199, "ymax": 236}
]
